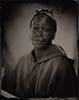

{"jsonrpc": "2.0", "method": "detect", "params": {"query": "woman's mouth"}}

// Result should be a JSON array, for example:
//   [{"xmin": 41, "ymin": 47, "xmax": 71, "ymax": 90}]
[{"xmin": 33, "ymin": 40, "xmax": 44, "ymax": 44}]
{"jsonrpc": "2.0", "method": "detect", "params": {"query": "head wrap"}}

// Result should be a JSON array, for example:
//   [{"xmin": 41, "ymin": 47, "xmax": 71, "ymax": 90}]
[
  {"xmin": 35, "ymin": 9, "xmax": 56, "ymax": 21},
  {"xmin": 30, "ymin": 9, "xmax": 56, "ymax": 28}
]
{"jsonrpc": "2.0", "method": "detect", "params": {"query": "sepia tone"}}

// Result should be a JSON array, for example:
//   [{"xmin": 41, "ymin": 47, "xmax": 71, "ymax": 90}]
[{"xmin": 0, "ymin": 0, "xmax": 78, "ymax": 99}]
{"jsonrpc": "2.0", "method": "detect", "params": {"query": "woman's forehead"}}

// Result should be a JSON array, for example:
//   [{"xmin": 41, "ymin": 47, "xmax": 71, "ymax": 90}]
[
  {"xmin": 33, "ymin": 14, "xmax": 48, "ymax": 22},
  {"xmin": 32, "ymin": 14, "xmax": 52, "ymax": 25}
]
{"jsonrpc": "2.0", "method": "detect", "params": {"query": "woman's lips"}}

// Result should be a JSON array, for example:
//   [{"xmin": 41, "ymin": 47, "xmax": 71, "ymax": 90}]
[
  {"xmin": 32, "ymin": 37, "xmax": 47, "ymax": 44},
  {"xmin": 32, "ymin": 40, "xmax": 46, "ymax": 44},
  {"xmin": 32, "ymin": 36, "xmax": 45, "ymax": 41},
  {"xmin": 33, "ymin": 41, "xmax": 44, "ymax": 43}
]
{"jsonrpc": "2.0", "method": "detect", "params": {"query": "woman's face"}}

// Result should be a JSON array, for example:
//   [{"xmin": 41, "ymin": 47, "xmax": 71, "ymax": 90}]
[{"xmin": 30, "ymin": 14, "xmax": 55, "ymax": 49}]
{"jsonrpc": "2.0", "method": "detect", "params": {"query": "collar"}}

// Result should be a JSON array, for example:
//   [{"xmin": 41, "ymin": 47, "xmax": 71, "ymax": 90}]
[{"xmin": 31, "ymin": 44, "xmax": 67, "ymax": 64}]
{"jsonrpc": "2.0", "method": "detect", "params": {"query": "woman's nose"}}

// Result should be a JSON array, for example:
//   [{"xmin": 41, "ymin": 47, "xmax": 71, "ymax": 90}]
[{"xmin": 37, "ymin": 28, "xmax": 43, "ymax": 36}]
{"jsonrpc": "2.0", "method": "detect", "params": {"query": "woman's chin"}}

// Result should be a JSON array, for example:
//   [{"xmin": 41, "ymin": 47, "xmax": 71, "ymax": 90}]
[{"xmin": 33, "ymin": 42, "xmax": 47, "ymax": 49}]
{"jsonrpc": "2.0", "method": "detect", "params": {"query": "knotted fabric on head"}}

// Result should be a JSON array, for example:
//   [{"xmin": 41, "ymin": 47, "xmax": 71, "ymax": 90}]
[
  {"xmin": 35, "ymin": 9, "xmax": 56, "ymax": 21},
  {"xmin": 30, "ymin": 9, "xmax": 56, "ymax": 28}
]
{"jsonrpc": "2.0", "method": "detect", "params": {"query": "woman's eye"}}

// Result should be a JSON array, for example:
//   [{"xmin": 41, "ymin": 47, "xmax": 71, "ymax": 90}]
[
  {"xmin": 33, "ymin": 27, "xmax": 39, "ymax": 31},
  {"xmin": 45, "ymin": 29, "xmax": 50, "ymax": 31},
  {"xmin": 43, "ymin": 28, "xmax": 50, "ymax": 32}
]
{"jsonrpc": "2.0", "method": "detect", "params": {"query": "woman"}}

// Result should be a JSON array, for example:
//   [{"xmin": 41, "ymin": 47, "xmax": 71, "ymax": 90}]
[{"xmin": 2, "ymin": 9, "xmax": 78, "ymax": 98}]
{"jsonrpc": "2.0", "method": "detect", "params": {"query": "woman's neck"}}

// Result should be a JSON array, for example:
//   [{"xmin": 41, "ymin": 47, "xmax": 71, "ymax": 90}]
[{"xmin": 34, "ymin": 45, "xmax": 50, "ymax": 61}]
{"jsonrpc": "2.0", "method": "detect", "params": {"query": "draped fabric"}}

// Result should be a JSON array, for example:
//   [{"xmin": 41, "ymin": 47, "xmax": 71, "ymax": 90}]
[{"xmin": 2, "ymin": 44, "xmax": 77, "ymax": 98}]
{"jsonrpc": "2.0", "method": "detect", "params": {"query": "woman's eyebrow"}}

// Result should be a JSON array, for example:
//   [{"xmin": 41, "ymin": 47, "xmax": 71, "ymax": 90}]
[{"xmin": 32, "ymin": 23, "xmax": 39, "ymax": 26}]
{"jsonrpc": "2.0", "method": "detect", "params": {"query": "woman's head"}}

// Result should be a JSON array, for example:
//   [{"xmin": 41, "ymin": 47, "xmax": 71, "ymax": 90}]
[{"xmin": 30, "ymin": 9, "xmax": 57, "ymax": 49}]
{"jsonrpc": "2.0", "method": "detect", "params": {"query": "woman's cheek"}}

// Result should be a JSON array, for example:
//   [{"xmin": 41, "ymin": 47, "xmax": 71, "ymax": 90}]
[{"xmin": 43, "ymin": 32, "xmax": 51, "ymax": 40}]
